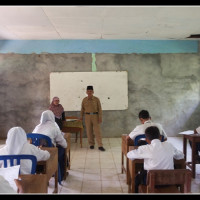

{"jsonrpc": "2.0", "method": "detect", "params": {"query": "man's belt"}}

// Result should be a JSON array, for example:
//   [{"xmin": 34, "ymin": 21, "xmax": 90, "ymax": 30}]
[{"xmin": 85, "ymin": 112, "xmax": 98, "ymax": 115}]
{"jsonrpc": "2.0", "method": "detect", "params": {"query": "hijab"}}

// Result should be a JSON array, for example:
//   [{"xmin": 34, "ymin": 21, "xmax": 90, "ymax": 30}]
[
  {"xmin": 49, "ymin": 96, "xmax": 64, "ymax": 118},
  {"xmin": 6, "ymin": 127, "xmax": 27, "ymax": 155},
  {"xmin": 33, "ymin": 110, "xmax": 59, "ymax": 133}
]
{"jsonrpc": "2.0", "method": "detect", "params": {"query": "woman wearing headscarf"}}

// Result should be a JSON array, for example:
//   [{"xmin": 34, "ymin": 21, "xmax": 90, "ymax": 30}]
[
  {"xmin": 49, "ymin": 96, "xmax": 65, "ymax": 130},
  {"xmin": 0, "ymin": 127, "xmax": 50, "ymax": 174},
  {"xmin": 32, "ymin": 110, "xmax": 67, "ymax": 181}
]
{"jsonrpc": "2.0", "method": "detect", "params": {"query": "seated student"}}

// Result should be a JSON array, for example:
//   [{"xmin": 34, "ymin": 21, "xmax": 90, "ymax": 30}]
[
  {"xmin": 0, "ymin": 127, "xmax": 50, "ymax": 174},
  {"xmin": 127, "ymin": 126, "xmax": 184, "ymax": 193},
  {"xmin": 126, "ymin": 110, "xmax": 167, "ymax": 145},
  {"xmin": 32, "ymin": 110, "xmax": 67, "ymax": 181}
]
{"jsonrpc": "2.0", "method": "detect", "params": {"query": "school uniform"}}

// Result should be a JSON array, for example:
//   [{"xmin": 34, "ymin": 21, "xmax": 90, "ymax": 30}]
[
  {"xmin": 80, "ymin": 95, "xmax": 103, "ymax": 147},
  {"xmin": 127, "ymin": 139, "xmax": 184, "ymax": 192},
  {"xmin": 0, "ymin": 127, "xmax": 50, "ymax": 174},
  {"xmin": 129, "ymin": 120, "xmax": 168, "ymax": 141},
  {"xmin": 32, "ymin": 110, "xmax": 67, "ymax": 181}
]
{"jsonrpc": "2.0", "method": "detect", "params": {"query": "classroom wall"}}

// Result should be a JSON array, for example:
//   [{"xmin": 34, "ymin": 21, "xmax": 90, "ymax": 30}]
[{"xmin": 0, "ymin": 49, "xmax": 200, "ymax": 138}]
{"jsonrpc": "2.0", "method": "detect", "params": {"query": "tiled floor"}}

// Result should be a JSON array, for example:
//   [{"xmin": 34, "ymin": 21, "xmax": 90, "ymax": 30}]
[
  {"xmin": 47, "ymin": 136, "xmax": 200, "ymax": 194},
  {"xmin": 1, "ymin": 136, "xmax": 200, "ymax": 194}
]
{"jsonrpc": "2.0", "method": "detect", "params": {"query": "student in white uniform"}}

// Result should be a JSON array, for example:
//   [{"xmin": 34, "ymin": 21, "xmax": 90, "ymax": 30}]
[
  {"xmin": 127, "ymin": 126, "xmax": 184, "ymax": 193},
  {"xmin": 32, "ymin": 110, "xmax": 67, "ymax": 181},
  {"xmin": 126, "ymin": 110, "xmax": 168, "ymax": 145},
  {"xmin": 0, "ymin": 127, "xmax": 50, "ymax": 174}
]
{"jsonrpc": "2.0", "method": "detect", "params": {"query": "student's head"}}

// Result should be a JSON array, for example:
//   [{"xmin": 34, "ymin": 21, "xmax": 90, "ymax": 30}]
[
  {"xmin": 6, "ymin": 127, "xmax": 27, "ymax": 154},
  {"xmin": 138, "ymin": 110, "xmax": 151, "ymax": 124},
  {"xmin": 86, "ymin": 85, "xmax": 94, "ymax": 97},
  {"xmin": 40, "ymin": 110, "xmax": 55, "ymax": 124},
  {"xmin": 145, "ymin": 126, "xmax": 160, "ymax": 144}
]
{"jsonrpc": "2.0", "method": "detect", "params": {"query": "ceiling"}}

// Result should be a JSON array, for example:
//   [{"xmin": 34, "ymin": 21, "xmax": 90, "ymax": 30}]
[{"xmin": 0, "ymin": 5, "xmax": 200, "ymax": 40}]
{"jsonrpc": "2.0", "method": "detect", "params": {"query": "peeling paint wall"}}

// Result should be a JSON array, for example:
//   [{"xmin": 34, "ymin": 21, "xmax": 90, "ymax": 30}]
[{"xmin": 0, "ymin": 52, "xmax": 200, "ymax": 139}]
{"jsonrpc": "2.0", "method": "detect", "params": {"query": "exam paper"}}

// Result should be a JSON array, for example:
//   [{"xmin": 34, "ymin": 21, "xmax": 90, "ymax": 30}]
[{"xmin": 178, "ymin": 130, "xmax": 194, "ymax": 135}]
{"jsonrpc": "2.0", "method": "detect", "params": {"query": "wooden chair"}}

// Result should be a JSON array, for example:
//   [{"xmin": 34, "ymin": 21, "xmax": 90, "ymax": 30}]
[
  {"xmin": 121, "ymin": 134, "xmax": 134, "ymax": 184},
  {"xmin": 138, "ymin": 169, "xmax": 192, "ymax": 193}
]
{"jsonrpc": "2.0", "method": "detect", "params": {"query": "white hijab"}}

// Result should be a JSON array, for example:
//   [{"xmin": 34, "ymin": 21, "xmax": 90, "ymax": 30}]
[
  {"xmin": 33, "ymin": 110, "xmax": 59, "ymax": 133},
  {"xmin": 6, "ymin": 127, "xmax": 27, "ymax": 155}
]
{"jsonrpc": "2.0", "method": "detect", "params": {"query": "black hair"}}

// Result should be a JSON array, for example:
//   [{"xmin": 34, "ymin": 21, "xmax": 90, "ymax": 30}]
[
  {"xmin": 145, "ymin": 126, "xmax": 160, "ymax": 141},
  {"xmin": 138, "ymin": 110, "xmax": 150, "ymax": 119}
]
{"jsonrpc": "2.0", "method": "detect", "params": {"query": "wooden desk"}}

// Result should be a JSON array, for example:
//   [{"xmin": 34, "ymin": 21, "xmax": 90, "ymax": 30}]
[
  {"xmin": 121, "ymin": 134, "xmax": 134, "ymax": 184},
  {"xmin": 63, "ymin": 132, "xmax": 70, "ymax": 180},
  {"xmin": 62, "ymin": 118, "xmax": 83, "ymax": 148},
  {"xmin": 183, "ymin": 133, "xmax": 200, "ymax": 178},
  {"xmin": 16, "ymin": 174, "xmax": 48, "ymax": 193},
  {"xmin": 37, "ymin": 147, "xmax": 58, "ymax": 193},
  {"xmin": 127, "ymin": 146, "xmax": 144, "ymax": 193},
  {"xmin": 127, "ymin": 146, "xmax": 186, "ymax": 193}
]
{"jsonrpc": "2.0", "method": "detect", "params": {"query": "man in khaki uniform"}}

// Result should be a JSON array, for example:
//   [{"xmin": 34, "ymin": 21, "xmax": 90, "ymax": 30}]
[{"xmin": 80, "ymin": 86, "xmax": 105, "ymax": 151}]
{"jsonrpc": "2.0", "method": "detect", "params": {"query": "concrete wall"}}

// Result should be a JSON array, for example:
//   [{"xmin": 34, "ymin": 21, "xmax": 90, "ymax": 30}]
[{"xmin": 0, "ymin": 52, "xmax": 200, "ymax": 138}]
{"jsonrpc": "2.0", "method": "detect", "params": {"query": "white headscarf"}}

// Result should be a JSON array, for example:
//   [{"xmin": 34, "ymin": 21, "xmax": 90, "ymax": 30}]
[
  {"xmin": 33, "ymin": 110, "xmax": 59, "ymax": 133},
  {"xmin": 6, "ymin": 127, "xmax": 27, "ymax": 155},
  {"xmin": 40, "ymin": 110, "xmax": 55, "ymax": 124}
]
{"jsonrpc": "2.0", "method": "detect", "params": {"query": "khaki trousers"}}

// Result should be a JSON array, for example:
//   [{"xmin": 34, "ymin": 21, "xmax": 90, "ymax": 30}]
[{"xmin": 84, "ymin": 114, "xmax": 103, "ymax": 147}]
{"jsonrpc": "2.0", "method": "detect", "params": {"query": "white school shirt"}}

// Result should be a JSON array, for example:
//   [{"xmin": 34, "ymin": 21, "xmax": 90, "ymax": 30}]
[
  {"xmin": 129, "ymin": 120, "xmax": 168, "ymax": 140},
  {"xmin": 33, "ymin": 121, "xmax": 67, "ymax": 148},
  {"xmin": 32, "ymin": 110, "xmax": 67, "ymax": 148},
  {"xmin": 0, "ymin": 143, "xmax": 50, "ymax": 174},
  {"xmin": 127, "ymin": 139, "xmax": 184, "ymax": 170}
]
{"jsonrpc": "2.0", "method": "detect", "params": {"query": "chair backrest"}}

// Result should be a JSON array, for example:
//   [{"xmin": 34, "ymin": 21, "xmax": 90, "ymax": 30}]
[
  {"xmin": 27, "ymin": 133, "xmax": 53, "ymax": 147},
  {"xmin": 134, "ymin": 134, "xmax": 164, "ymax": 146},
  {"xmin": 146, "ymin": 169, "xmax": 192, "ymax": 193},
  {"xmin": 0, "ymin": 154, "xmax": 37, "ymax": 174}
]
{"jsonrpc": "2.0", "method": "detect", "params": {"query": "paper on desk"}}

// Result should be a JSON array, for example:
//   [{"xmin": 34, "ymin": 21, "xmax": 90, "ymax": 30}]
[
  {"xmin": 178, "ymin": 130, "xmax": 194, "ymax": 135},
  {"xmin": 66, "ymin": 119, "xmax": 78, "ymax": 122},
  {"xmin": 0, "ymin": 165, "xmax": 20, "ymax": 192}
]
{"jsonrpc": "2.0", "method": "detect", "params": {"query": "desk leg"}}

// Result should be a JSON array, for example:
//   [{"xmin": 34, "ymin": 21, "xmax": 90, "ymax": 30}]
[
  {"xmin": 192, "ymin": 138, "xmax": 196, "ymax": 178},
  {"xmin": 68, "ymin": 149, "xmax": 71, "ymax": 170},
  {"xmin": 121, "ymin": 151, "xmax": 124, "ymax": 174},
  {"xmin": 128, "ymin": 161, "xmax": 131, "ymax": 193},
  {"xmin": 128, "ymin": 160, "xmax": 135, "ymax": 193},
  {"xmin": 126, "ymin": 157, "xmax": 129, "ymax": 184},
  {"xmin": 131, "ymin": 162, "xmax": 135, "ymax": 193},
  {"xmin": 80, "ymin": 129, "xmax": 83, "ymax": 148},
  {"xmin": 53, "ymin": 170, "xmax": 58, "ymax": 193},
  {"xmin": 183, "ymin": 137, "xmax": 187, "ymax": 161}
]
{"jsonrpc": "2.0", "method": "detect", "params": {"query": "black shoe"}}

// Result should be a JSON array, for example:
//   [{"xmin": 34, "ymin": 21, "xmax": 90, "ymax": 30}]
[
  {"xmin": 98, "ymin": 147, "xmax": 105, "ymax": 151},
  {"xmin": 90, "ymin": 146, "xmax": 94, "ymax": 149}
]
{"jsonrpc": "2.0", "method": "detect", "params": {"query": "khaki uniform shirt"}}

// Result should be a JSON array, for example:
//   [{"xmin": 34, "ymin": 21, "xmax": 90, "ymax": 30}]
[{"xmin": 80, "ymin": 96, "xmax": 102, "ymax": 120}]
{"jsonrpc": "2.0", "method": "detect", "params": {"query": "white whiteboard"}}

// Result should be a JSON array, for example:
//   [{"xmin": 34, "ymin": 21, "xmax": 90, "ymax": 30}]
[{"xmin": 50, "ymin": 71, "xmax": 128, "ymax": 111}]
